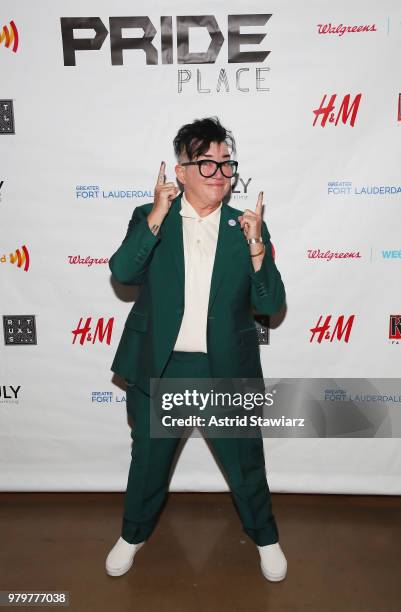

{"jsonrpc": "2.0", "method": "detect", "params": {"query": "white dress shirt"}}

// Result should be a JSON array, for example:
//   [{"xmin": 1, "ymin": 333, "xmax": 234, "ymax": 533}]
[{"xmin": 173, "ymin": 191, "xmax": 222, "ymax": 353}]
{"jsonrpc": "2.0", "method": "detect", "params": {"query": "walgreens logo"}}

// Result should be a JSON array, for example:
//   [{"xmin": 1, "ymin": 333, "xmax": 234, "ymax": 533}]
[
  {"xmin": 317, "ymin": 23, "xmax": 377, "ymax": 37},
  {"xmin": 68, "ymin": 255, "xmax": 109, "ymax": 267},
  {"xmin": 307, "ymin": 249, "xmax": 362, "ymax": 262}
]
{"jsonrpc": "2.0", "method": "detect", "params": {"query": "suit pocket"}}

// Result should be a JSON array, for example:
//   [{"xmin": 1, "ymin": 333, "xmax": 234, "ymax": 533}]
[
  {"xmin": 125, "ymin": 311, "xmax": 149, "ymax": 333},
  {"xmin": 239, "ymin": 326, "xmax": 258, "ymax": 346}
]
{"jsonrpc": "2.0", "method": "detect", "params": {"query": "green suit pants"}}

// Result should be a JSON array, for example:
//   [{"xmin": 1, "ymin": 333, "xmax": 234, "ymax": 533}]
[{"xmin": 121, "ymin": 350, "xmax": 279, "ymax": 546}]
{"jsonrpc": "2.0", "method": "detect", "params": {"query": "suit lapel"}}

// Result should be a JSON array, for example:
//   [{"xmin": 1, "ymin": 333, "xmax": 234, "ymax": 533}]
[
  {"xmin": 161, "ymin": 191, "xmax": 242, "ymax": 315},
  {"xmin": 207, "ymin": 203, "xmax": 241, "ymax": 315},
  {"xmin": 161, "ymin": 193, "xmax": 185, "ymax": 292}
]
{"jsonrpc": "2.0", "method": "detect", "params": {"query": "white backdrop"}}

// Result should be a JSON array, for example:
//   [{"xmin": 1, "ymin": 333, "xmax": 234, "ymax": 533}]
[{"xmin": 1, "ymin": 0, "xmax": 400, "ymax": 493}]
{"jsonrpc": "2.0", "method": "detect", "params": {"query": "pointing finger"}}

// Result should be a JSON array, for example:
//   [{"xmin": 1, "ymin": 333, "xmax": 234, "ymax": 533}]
[
  {"xmin": 157, "ymin": 161, "xmax": 166, "ymax": 185},
  {"xmin": 255, "ymin": 191, "xmax": 263, "ymax": 216}
]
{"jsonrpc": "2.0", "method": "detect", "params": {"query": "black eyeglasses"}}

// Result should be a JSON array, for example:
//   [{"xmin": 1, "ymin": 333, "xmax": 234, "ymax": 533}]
[{"xmin": 180, "ymin": 159, "xmax": 238, "ymax": 178}]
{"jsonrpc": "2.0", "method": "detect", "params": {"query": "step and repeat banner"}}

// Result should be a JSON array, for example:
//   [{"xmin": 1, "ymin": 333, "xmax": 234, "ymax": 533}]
[{"xmin": 1, "ymin": 0, "xmax": 400, "ymax": 493}]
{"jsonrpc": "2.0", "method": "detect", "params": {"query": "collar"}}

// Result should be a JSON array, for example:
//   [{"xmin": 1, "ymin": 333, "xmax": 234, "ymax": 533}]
[{"xmin": 180, "ymin": 191, "xmax": 222, "ymax": 223}]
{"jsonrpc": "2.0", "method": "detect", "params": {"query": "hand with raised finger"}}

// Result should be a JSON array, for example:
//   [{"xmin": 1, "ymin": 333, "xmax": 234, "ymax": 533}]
[
  {"xmin": 147, "ymin": 161, "xmax": 180, "ymax": 232},
  {"xmin": 153, "ymin": 161, "xmax": 180, "ymax": 217},
  {"xmin": 237, "ymin": 191, "xmax": 264, "ymax": 240}
]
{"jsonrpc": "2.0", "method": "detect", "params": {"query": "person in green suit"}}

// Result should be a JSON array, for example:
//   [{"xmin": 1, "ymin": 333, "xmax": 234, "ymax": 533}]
[{"xmin": 105, "ymin": 117, "xmax": 287, "ymax": 581}]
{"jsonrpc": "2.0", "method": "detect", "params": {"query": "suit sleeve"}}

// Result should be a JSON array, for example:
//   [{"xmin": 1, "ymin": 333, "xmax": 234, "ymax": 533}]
[
  {"xmin": 108, "ymin": 205, "xmax": 160, "ymax": 285},
  {"xmin": 249, "ymin": 220, "xmax": 286, "ymax": 315}
]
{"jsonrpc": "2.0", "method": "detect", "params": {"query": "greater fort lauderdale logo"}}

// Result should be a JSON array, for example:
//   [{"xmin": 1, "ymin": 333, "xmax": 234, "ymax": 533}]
[
  {"xmin": 0, "ymin": 244, "xmax": 30, "ymax": 271},
  {"xmin": 0, "ymin": 20, "xmax": 19, "ymax": 53}
]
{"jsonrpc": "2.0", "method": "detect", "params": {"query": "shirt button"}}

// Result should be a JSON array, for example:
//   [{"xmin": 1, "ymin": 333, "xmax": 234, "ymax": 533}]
[
  {"xmin": 197, "ymin": 239, "xmax": 201, "ymax": 243},
  {"xmin": 198, "ymin": 219, "xmax": 202, "ymax": 223}
]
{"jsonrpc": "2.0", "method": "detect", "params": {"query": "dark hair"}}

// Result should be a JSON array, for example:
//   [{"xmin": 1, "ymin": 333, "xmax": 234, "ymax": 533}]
[{"xmin": 173, "ymin": 116, "xmax": 236, "ymax": 161}]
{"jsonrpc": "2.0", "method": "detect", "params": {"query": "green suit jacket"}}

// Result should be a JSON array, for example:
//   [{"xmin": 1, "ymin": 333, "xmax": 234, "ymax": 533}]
[{"xmin": 109, "ymin": 192, "xmax": 285, "ymax": 393}]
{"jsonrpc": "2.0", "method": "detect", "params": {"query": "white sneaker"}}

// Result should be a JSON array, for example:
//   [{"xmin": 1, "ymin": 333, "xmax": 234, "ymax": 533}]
[
  {"xmin": 257, "ymin": 542, "xmax": 287, "ymax": 582},
  {"xmin": 105, "ymin": 536, "xmax": 145, "ymax": 576}
]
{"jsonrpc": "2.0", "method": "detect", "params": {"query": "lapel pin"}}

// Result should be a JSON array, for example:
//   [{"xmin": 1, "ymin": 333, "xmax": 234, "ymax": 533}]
[{"xmin": 228, "ymin": 219, "xmax": 236, "ymax": 226}]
